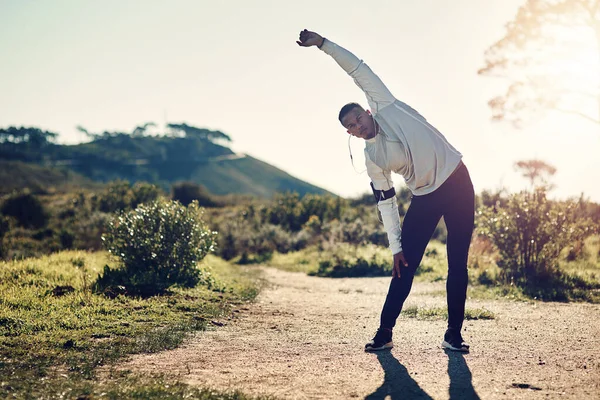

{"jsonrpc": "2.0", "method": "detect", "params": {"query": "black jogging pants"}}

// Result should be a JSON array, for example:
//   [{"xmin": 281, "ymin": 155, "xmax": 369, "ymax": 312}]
[{"xmin": 379, "ymin": 162, "xmax": 475, "ymax": 332}]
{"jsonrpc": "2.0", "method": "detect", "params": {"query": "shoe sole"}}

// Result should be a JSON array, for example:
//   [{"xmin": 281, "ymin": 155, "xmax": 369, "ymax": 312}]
[
  {"xmin": 441, "ymin": 340, "xmax": 469, "ymax": 352},
  {"xmin": 365, "ymin": 341, "xmax": 393, "ymax": 352}
]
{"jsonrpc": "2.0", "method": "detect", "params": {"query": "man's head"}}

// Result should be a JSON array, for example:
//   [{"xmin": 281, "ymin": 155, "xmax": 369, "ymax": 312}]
[{"xmin": 338, "ymin": 103, "xmax": 376, "ymax": 140}]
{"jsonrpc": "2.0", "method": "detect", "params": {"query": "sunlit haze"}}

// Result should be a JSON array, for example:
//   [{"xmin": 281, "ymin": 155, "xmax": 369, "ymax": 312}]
[{"xmin": 1, "ymin": 0, "xmax": 599, "ymax": 201}]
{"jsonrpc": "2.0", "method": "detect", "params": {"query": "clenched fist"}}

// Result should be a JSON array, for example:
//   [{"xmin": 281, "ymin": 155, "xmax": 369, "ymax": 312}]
[{"xmin": 296, "ymin": 29, "xmax": 324, "ymax": 48}]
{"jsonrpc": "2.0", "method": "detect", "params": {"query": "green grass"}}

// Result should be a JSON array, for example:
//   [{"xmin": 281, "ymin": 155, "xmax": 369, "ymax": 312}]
[
  {"xmin": 5, "ymin": 372, "xmax": 276, "ymax": 400},
  {"xmin": 559, "ymin": 235, "xmax": 600, "ymax": 284},
  {"xmin": 0, "ymin": 251, "xmax": 264, "ymax": 399},
  {"xmin": 268, "ymin": 241, "xmax": 449, "ymax": 280},
  {"xmin": 466, "ymin": 284, "xmax": 532, "ymax": 302},
  {"xmin": 268, "ymin": 236, "xmax": 600, "ymax": 303},
  {"xmin": 401, "ymin": 305, "xmax": 495, "ymax": 320},
  {"xmin": 269, "ymin": 243, "xmax": 392, "ymax": 276},
  {"xmin": 413, "ymin": 241, "xmax": 448, "ymax": 282},
  {"xmin": 268, "ymin": 247, "xmax": 322, "ymax": 274}
]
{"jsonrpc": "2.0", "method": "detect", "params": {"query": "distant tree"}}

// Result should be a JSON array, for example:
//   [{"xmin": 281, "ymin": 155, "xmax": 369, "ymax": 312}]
[
  {"xmin": 76, "ymin": 126, "xmax": 128, "ymax": 141},
  {"xmin": 479, "ymin": 0, "xmax": 600, "ymax": 128},
  {"xmin": 167, "ymin": 123, "xmax": 232, "ymax": 142},
  {"xmin": 76, "ymin": 125, "xmax": 99, "ymax": 140},
  {"xmin": 0, "ymin": 127, "xmax": 57, "ymax": 161},
  {"xmin": 0, "ymin": 127, "xmax": 57, "ymax": 146},
  {"xmin": 131, "ymin": 122, "xmax": 156, "ymax": 137},
  {"xmin": 514, "ymin": 159, "xmax": 557, "ymax": 189}
]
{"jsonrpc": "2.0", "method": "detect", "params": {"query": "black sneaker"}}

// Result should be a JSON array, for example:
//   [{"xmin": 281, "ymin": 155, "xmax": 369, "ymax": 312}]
[
  {"xmin": 441, "ymin": 329, "xmax": 470, "ymax": 352},
  {"xmin": 365, "ymin": 328, "xmax": 393, "ymax": 352}
]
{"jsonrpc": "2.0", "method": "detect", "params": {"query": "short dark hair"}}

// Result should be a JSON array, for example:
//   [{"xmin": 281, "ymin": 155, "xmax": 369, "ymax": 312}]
[{"xmin": 338, "ymin": 102, "xmax": 363, "ymax": 125}]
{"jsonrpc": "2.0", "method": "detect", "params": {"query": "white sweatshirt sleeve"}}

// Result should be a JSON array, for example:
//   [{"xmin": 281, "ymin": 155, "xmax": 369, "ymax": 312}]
[
  {"xmin": 365, "ymin": 152, "xmax": 403, "ymax": 255},
  {"xmin": 320, "ymin": 38, "xmax": 396, "ymax": 113}
]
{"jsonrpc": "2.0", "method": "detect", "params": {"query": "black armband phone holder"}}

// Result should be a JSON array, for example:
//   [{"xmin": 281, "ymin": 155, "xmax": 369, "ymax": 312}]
[{"xmin": 370, "ymin": 182, "xmax": 396, "ymax": 202}]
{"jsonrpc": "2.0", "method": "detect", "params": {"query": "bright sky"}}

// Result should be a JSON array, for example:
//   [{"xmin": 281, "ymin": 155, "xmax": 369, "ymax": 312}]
[{"xmin": 2, "ymin": 0, "xmax": 599, "ymax": 201}]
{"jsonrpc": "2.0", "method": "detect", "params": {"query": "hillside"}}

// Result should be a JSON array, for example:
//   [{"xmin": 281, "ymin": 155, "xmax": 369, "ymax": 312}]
[
  {"xmin": 0, "ymin": 160, "xmax": 100, "ymax": 195},
  {"xmin": 0, "ymin": 125, "xmax": 332, "ymax": 197}
]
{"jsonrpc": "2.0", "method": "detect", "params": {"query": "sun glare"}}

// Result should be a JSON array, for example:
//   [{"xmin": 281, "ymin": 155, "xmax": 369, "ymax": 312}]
[{"xmin": 532, "ymin": 26, "xmax": 600, "ymax": 124}]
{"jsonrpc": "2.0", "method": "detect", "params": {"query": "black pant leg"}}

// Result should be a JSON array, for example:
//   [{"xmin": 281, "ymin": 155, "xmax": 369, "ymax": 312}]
[
  {"xmin": 441, "ymin": 166, "xmax": 475, "ymax": 332},
  {"xmin": 379, "ymin": 195, "xmax": 442, "ymax": 329}
]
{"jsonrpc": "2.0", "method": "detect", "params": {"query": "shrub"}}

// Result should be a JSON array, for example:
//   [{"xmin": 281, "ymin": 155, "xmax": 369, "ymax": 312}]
[
  {"xmin": 266, "ymin": 192, "xmax": 305, "ymax": 231},
  {"xmin": 93, "ymin": 180, "xmax": 134, "ymax": 213},
  {"xmin": 320, "ymin": 218, "xmax": 388, "ymax": 247},
  {"xmin": 468, "ymin": 236, "xmax": 497, "ymax": 270},
  {"xmin": 0, "ymin": 191, "xmax": 48, "ymax": 229},
  {"xmin": 71, "ymin": 211, "xmax": 111, "ymax": 251},
  {"xmin": 477, "ymin": 188, "xmax": 597, "ymax": 286},
  {"xmin": 217, "ymin": 219, "xmax": 295, "ymax": 263},
  {"xmin": 171, "ymin": 181, "xmax": 219, "ymax": 207},
  {"xmin": 265, "ymin": 192, "xmax": 347, "ymax": 232},
  {"xmin": 93, "ymin": 180, "xmax": 163, "ymax": 213},
  {"xmin": 291, "ymin": 229, "xmax": 313, "ymax": 251},
  {"xmin": 131, "ymin": 181, "xmax": 164, "ymax": 207},
  {"xmin": 99, "ymin": 200, "xmax": 217, "ymax": 295},
  {"xmin": 313, "ymin": 253, "xmax": 391, "ymax": 277},
  {"xmin": 311, "ymin": 244, "xmax": 392, "ymax": 277}
]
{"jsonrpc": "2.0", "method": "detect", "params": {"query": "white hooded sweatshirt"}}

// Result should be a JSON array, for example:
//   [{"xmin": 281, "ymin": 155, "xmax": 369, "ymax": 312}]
[{"xmin": 320, "ymin": 38, "xmax": 463, "ymax": 255}]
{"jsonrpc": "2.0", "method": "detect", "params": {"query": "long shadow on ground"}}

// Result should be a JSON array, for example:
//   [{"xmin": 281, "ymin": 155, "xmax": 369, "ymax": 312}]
[
  {"xmin": 446, "ymin": 350, "xmax": 480, "ymax": 400},
  {"xmin": 364, "ymin": 351, "xmax": 433, "ymax": 400}
]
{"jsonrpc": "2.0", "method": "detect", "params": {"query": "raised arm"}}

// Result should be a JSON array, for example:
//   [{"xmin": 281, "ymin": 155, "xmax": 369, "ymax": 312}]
[{"xmin": 297, "ymin": 29, "xmax": 396, "ymax": 113}]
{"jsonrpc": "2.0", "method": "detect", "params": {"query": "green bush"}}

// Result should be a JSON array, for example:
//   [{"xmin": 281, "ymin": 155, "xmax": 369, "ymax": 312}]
[
  {"xmin": 477, "ymin": 188, "xmax": 597, "ymax": 286},
  {"xmin": 0, "ymin": 190, "xmax": 48, "ymax": 229},
  {"xmin": 320, "ymin": 218, "xmax": 388, "ymax": 247},
  {"xmin": 70, "ymin": 211, "xmax": 110, "ymax": 251},
  {"xmin": 216, "ymin": 219, "xmax": 297, "ymax": 263},
  {"xmin": 99, "ymin": 200, "xmax": 217, "ymax": 295},
  {"xmin": 93, "ymin": 180, "xmax": 163, "ymax": 213},
  {"xmin": 311, "ymin": 244, "xmax": 392, "ymax": 277},
  {"xmin": 93, "ymin": 180, "xmax": 133, "ymax": 213},
  {"xmin": 313, "ymin": 253, "xmax": 391, "ymax": 277},
  {"xmin": 171, "ymin": 181, "xmax": 219, "ymax": 207},
  {"xmin": 266, "ymin": 192, "xmax": 346, "ymax": 232},
  {"xmin": 132, "ymin": 181, "xmax": 164, "ymax": 207}
]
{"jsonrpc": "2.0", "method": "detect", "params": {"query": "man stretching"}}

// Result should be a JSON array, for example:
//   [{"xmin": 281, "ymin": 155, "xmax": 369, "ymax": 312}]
[{"xmin": 297, "ymin": 29, "xmax": 474, "ymax": 353}]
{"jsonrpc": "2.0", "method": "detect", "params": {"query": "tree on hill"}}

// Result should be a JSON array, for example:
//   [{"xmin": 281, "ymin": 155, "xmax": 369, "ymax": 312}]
[
  {"xmin": 167, "ymin": 123, "xmax": 232, "ymax": 142},
  {"xmin": 132, "ymin": 122, "xmax": 157, "ymax": 137},
  {"xmin": 0, "ymin": 127, "xmax": 58, "ymax": 161},
  {"xmin": 76, "ymin": 125, "xmax": 98, "ymax": 140},
  {"xmin": 479, "ymin": 0, "xmax": 600, "ymax": 128},
  {"xmin": 76, "ymin": 122, "xmax": 231, "ymax": 143},
  {"xmin": 76, "ymin": 126, "xmax": 130, "ymax": 140},
  {"xmin": 0, "ymin": 122, "xmax": 328, "ymax": 198},
  {"xmin": 0, "ymin": 126, "xmax": 57, "ymax": 146}
]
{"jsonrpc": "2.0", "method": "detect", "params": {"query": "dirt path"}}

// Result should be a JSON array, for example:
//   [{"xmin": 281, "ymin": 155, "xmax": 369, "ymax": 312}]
[{"xmin": 115, "ymin": 267, "xmax": 600, "ymax": 399}]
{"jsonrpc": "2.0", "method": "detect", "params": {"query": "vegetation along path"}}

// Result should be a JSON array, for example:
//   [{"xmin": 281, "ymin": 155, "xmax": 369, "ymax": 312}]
[{"xmin": 115, "ymin": 266, "xmax": 600, "ymax": 399}]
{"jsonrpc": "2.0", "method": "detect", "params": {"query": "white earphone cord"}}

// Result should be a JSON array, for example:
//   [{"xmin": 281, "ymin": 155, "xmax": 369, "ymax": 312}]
[{"xmin": 347, "ymin": 135, "xmax": 366, "ymax": 174}]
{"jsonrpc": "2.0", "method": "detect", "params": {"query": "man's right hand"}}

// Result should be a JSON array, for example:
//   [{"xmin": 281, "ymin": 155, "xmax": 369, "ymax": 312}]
[
  {"xmin": 392, "ymin": 252, "xmax": 409, "ymax": 278},
  {"xmin": 296, "ymin": 29, "xmax": 324, "ymax": 48}
]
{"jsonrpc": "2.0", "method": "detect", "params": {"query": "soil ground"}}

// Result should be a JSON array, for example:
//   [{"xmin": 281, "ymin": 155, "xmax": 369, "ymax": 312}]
[{"xmin": 114, "ymin": 267, "xmax": 600, "ymax": 399}]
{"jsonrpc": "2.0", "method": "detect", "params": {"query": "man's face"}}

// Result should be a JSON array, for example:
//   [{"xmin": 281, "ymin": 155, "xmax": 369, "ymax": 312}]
[{"xmin": 341, "ymin": 107, "xmax": 376, "ymax": 140}]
